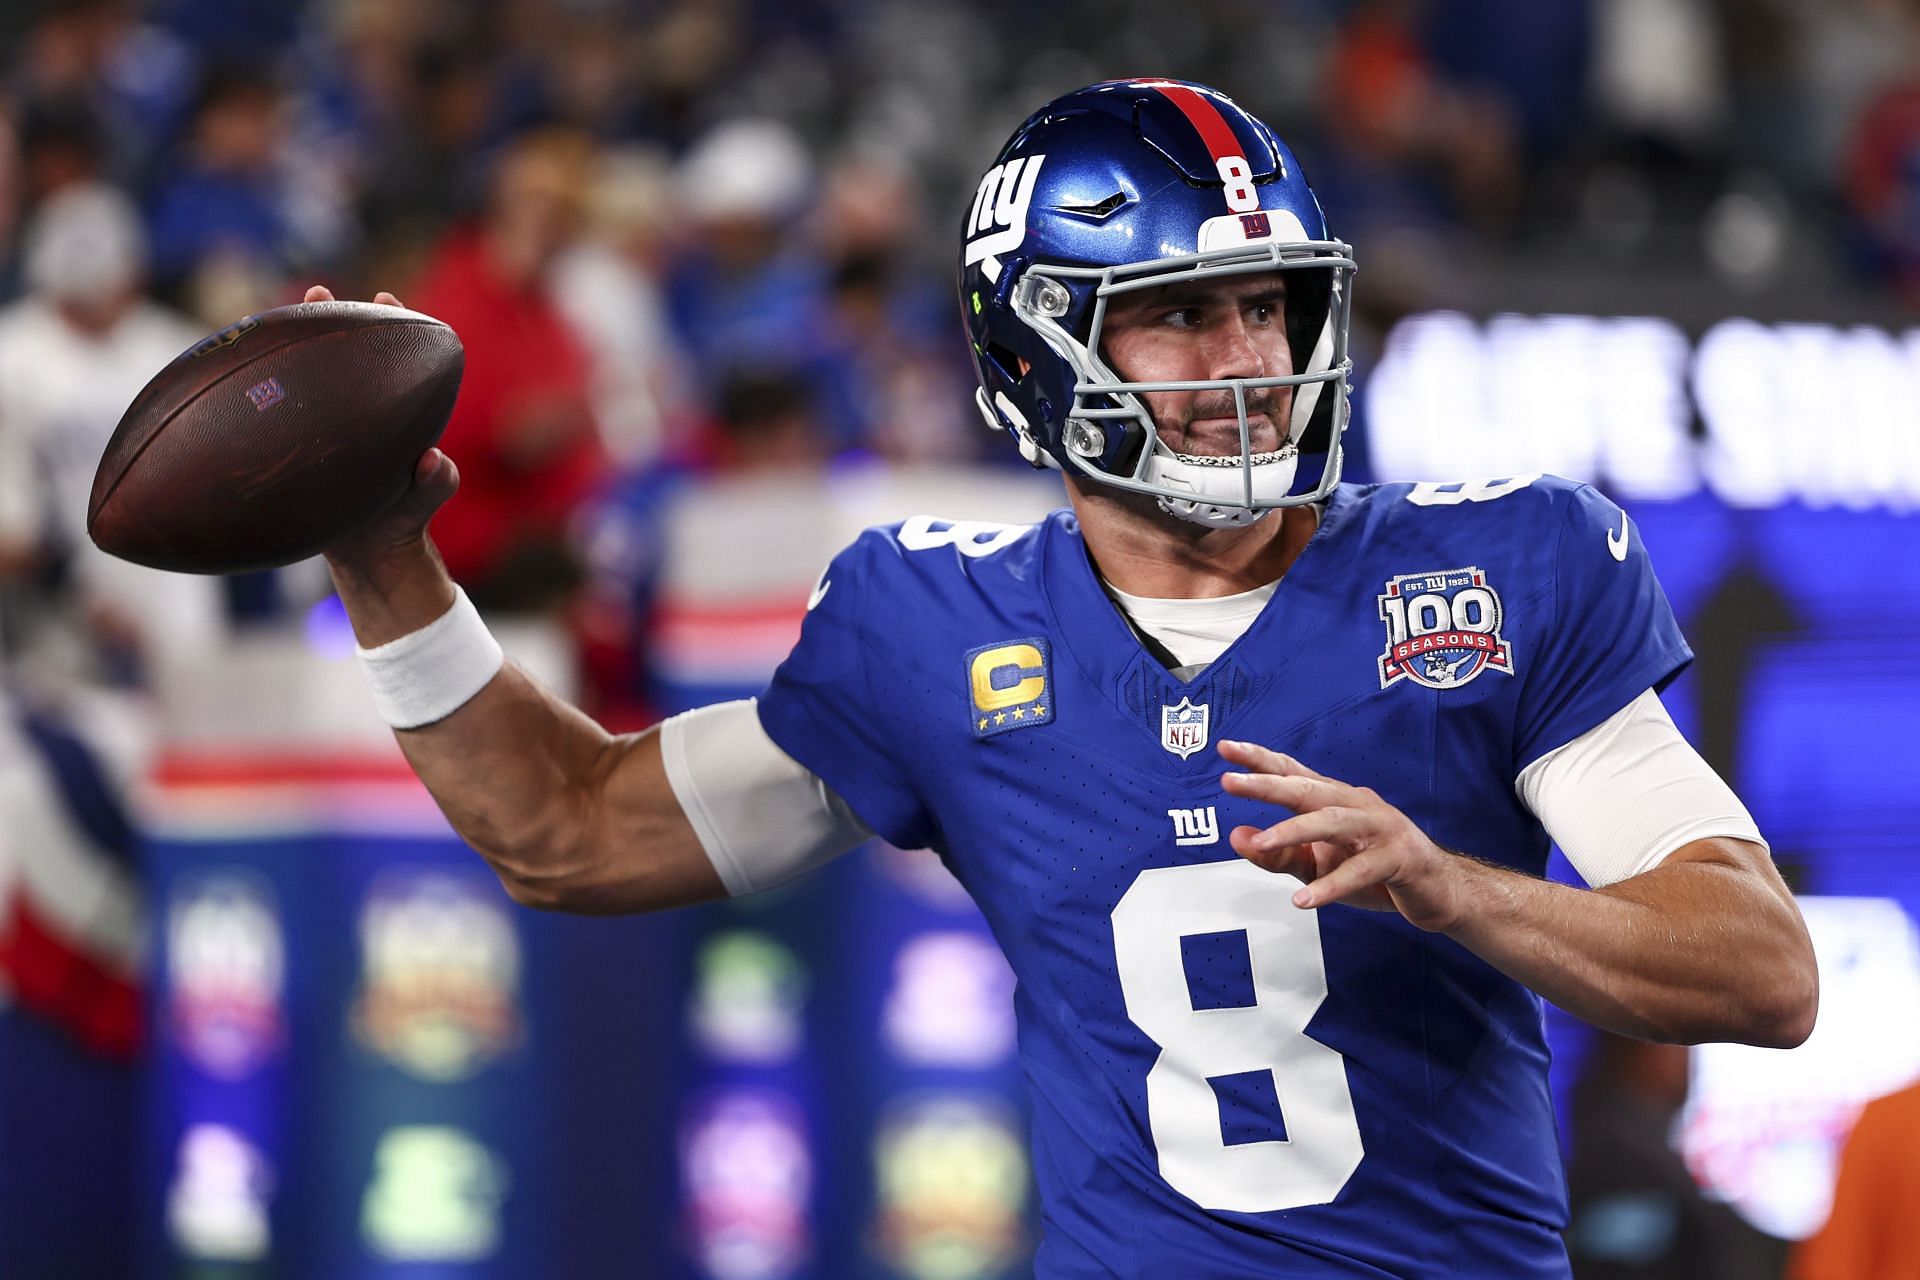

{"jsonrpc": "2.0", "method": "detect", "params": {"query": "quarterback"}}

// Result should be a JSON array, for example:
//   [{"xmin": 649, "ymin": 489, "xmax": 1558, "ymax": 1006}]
[{"xmin": 318, "ymin": 81, "xmax": 1817, "ymax": 1278}]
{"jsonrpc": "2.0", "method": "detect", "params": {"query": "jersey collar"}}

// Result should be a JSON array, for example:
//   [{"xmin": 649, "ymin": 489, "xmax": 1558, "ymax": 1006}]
[{"xmin": 1039, "ymin": 485, "xmax": 1364, "ymax": 756}]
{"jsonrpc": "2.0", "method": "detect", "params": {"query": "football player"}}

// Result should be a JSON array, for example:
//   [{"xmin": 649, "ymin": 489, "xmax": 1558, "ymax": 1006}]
[{"xmin": 315, "ymin": 80, "xmax": 1816, "ymax": 1279}]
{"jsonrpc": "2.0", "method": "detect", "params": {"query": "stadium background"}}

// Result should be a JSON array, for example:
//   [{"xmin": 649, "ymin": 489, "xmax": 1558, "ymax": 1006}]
[{"xmin": 0, "ymin": 0, "xmax": 1915, "ymax": 1275}]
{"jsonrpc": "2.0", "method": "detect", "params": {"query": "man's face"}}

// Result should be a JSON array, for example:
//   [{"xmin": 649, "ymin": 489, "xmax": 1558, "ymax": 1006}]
[{"xmin": 1098, "ymin": 272, "xmax": 1295, "ymax": 458}]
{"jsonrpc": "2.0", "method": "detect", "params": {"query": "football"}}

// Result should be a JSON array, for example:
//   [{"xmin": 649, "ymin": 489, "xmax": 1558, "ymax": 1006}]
[{"xmin": 86, "ymin": 301, "xmax": 463, "ymax": 574}]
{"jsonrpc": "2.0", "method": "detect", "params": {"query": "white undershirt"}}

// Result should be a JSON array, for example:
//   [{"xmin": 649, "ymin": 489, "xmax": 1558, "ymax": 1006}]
[
  {"xmin": 661, "ymin": 590, "xmax": 1764, "ymax": 895},
  {"xmin": 1103, "ymin": 580, "xmax": 1277, "ymax": 679}
]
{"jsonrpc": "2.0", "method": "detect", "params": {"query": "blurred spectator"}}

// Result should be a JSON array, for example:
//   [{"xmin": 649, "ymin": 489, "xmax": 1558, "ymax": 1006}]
[
  {"xmin": 803, "ymin": 149, "xmax": 979, "ymax": 461},
  {"xmin": 0, "ymin": 180, "xmax": 220, "ymax": 694},
  {"xmin": 1420, "ymin": 0, "xmax": 1591, "ymax": 165},
  {"xmin": 628, "ymin": 1, "xmax": 749, "ymax": 149},
  {"xmin": 665, "ymin": 120, "xmax": 834, "ymax": 409},
  {"xmin": 576, "ymin": 368, "xmax": 830, "ymax": 723},
  {"xmin": 1790, "ymin": 1078, "xmax": 1920, "ymax": 1280},
  {"xmin": 1840, "ymin": 4, "xmax": 1920, "ymax": 305},
  {"xmin": 1590, "ymin": 0, "xmax": 1726, "ymax": 157},
  {"xmin": 351, "ymin": 33, "xmax": 501, "ymax": 240},
  {"xmin": 146, "ymin": 0, "xmax": 301, "ymax": 60},
  {"xmin": 1317, "ymin": 0, "xmax": 1524, "ymax": 236},
  {"xmin": 410, "ymin": 127, "xmax": 604, "ymax": 611},
  {"xmin": 1796, "ymin": 0, "xmax": 1918, "ymax": 197},
  {"xmin": 9, "ymin": 0, "xmax": 199, "ymax": 189},
  {"xmin": 0, "ymin": 97, "xmax": 110, "ymax": 289},
  {"xmin": 699, "ymin": 368, "xmax": 835, "ymax": 474},
  {"xmin": 145, "ymin": 66, "xmax": 303, "ymax": 293},
  {"xmin": 0, "ymin": 181, "xmax": 219, "ymax": 1059},
  {"xmin": 512, "ymin": 11, "xmax": 649, "ymax": 138},
  {"xmin": 551, "ymin": 145, "xmax": 694, "ymax": 467},
  {"xmin": 1565, "ymin": 1033, "xmax": 1776, "ymax": 1279},
  {"xmin": 12, "ymin": 96, "xmax": 108, "ymax": 212}
]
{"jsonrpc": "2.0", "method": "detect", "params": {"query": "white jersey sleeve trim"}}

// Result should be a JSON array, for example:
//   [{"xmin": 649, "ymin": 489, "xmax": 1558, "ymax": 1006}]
[
  {"xmin": 659, "ymin": 698, "xmax": 872, "ymax": 896},
  {"xmin": 1516, "ymin": 688, "xmax": 1766, "ymax": 888}
]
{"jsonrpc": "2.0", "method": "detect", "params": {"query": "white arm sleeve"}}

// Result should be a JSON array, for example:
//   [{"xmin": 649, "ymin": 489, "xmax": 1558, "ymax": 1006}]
[
  {"xmin": 658, "ymin": 698, "xmax": 873, "ymax": 896},
  {"xmin": 1516, "ymin": 688, "xmax": 1766, "ymax": 888}
]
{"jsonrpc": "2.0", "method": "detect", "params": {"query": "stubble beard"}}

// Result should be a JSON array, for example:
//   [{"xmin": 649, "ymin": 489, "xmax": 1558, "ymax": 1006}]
[{"xmin": 1158, "ymin": 387, "xmax": 1290, "ymax": 458}]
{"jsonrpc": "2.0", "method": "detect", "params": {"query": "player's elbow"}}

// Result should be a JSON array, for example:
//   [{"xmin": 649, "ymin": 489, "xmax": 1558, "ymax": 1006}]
[
  {"xmin": 1745, "ymin": 942, "xmax": 1819, "ymax": 1049},
  {"xmin": 1683, "ymin": 918, "xmax": 1819, "ymax": 1050},
  {"xmin": 1744, "ymin": 891, "xmax": 1820, "ymax": 1049},
  {"xmin": 494, "ymin": 847, "xmax": 709, "ymax": 916},
  {"xmin": 486, "ymin": 798, "xmax": 716, "ymax": 916},
  {"xmin": 490, "ymin": 840, "xmax": 604, "ymax": 914},
  {"xmin": 475, "ymin": 788, "xmax": 612, "ymax": 913},
  {"xmin": 495, "ymin": 860, "xmax": 594, "ymax": 913}
]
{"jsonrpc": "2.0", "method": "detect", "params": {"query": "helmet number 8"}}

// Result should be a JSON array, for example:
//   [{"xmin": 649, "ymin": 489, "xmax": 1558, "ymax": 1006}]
[
  {"xmin": 1216, "ymin": 156, "xmax": 1259, "ymax": 213},
  {"xmin": 1111, "ymin": 859, "xmax": 1363, "ymax": 1213}
]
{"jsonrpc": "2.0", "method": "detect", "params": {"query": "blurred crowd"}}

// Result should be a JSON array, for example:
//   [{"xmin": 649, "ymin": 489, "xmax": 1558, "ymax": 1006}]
[
  {"xmin": 0, "ymin": 3, "xmax": 1918, "ymax": 1275},
  {"xmin": 1, "ymin": 0, "xmax": 1919, "ymax": 707}
]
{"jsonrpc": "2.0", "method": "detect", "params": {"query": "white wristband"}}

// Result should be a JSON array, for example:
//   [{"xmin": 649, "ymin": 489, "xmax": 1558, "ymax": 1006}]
[{"xmin": 355, "ymin": 586, "xmax": 505, "ymax": 729}]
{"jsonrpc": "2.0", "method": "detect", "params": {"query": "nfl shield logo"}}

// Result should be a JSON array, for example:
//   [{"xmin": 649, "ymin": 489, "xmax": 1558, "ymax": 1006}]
[{"xmin": 1160, "ymin": 697, "xmax": 1210, "ymax": 760}]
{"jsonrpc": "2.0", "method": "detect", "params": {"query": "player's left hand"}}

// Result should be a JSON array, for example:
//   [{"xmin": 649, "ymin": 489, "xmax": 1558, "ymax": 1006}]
[{"xmin": 1218, "ymin": 740, "xmax": 1471, "ymax": 933}]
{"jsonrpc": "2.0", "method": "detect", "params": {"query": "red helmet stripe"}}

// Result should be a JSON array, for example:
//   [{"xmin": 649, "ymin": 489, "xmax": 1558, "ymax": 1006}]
[{"xmin": 1138, "ymin": 81, "xmax": 1242, "ymax": 165}]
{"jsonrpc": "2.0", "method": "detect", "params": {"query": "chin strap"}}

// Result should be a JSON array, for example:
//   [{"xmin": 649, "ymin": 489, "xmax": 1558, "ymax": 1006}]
[
  {"xmin": 1155, "ymin": 496, "xmax": 1273, "ymax": 528},
  {"xmin": 1141, "ymin": 442, "xmax": 1301, "ymax": 528}
]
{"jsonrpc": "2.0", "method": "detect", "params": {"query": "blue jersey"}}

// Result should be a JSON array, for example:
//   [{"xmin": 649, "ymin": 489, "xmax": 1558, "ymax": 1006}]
[{"xmin": 758, "ymin": 475, "xmax": 1691, "ymax": 1279}]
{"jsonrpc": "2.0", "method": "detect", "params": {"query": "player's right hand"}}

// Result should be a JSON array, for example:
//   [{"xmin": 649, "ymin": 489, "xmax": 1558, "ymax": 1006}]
[
  {"xmin": 303, "ymin": 284, "xmax": 462, "ymax": 573},
  {"xmin": 1218, "ymin": 740, "xmax": 1472, "ymax": 933}
]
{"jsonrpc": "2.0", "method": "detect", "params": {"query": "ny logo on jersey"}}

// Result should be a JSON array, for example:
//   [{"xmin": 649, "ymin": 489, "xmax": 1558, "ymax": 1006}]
[
  {"xmin": 1377, "ymin": 567, "xmax": 1514, "ymax": 691},
  {"xmin": 1161, "ymin": 697, "xmax": 1211, "ymax": 759},
  {"xmin": 1167, "ymin": 806, "xmax": 1220, "ymax": 847}
]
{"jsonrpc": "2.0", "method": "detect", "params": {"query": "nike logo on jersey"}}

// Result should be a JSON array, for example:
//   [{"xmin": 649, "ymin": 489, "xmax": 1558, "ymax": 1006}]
[
  {"xmin": 807, "ymin": 577, "xmax": 832, "ymax": 611},
  {"xmin": 1607, "ymin": 512, "xmax": 1629, "ymax": 562}
]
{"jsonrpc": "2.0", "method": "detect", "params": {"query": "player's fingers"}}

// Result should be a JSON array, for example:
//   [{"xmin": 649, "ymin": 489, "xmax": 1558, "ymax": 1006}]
[
  {"xmin": 304, "ymin": 284, "xmax": 334, "ymax": 303},
  {"xmin": 1292, "ymin": 851, "xmax": 1394, "ymax": 910},
  {"xmin": 1217, "ymin": 740, "xmax": 1339, "ymax": 785},
  {"xmin": 1240, "ymin": 807, "xmax": 1367, "ymax": 857},
  {"xmin": 1228, "ymin": 825, "xmax": 1319, "ymax": 879},
  {"xmin": 1220, "ymin": 769, "xmax": 1351, "ymax": 813},
  {"xmin": 373, "ymin": 291, "xmax": 404, "ymax": 308},
  {"xmin": 410, "ymin": 449, "xmax": 459, "ymax": 501},
  {"xmin": 1309, "ymin": 841, "xmax": 1355, "ymax": 881}
]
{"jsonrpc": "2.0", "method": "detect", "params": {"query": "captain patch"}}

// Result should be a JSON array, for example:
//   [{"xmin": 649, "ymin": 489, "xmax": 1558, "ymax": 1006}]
[
  {"xmin": 1377, "ymin": 567, "xmax": 1514, "ymax": 691},
  {"xmin": 966, "ymin": 638, "xmax": 1054, "ymax": 738}
]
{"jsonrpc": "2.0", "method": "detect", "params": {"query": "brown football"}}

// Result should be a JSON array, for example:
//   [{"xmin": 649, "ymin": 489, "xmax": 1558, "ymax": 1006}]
[{"xmin": 87, "ymin": 301, "xmax": 463, "ymax": 574}]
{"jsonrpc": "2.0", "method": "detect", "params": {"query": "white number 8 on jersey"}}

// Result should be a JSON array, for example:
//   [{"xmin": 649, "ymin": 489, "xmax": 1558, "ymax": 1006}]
[{"xmin": 1111, "ymin": 859, "xmax": 1363, "ymax": 1212}]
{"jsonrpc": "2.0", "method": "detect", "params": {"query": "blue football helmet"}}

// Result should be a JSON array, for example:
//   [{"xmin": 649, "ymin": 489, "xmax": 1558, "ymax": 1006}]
[{"xmin": 960, "ymin": 79, "xmax": 1356, "ymax": 526}]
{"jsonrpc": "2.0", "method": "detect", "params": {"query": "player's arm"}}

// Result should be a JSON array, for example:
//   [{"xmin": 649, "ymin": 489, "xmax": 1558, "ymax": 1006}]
[
  {"xmin": 327, "ymin": 457, "xmax": 869, "ymax": 913},
  {"xmin": 1217, "ymin": 697, "xmax": 1819, "ymax": 1049},
  {"xmin": 322, "ymin": 449, "xmax": 721, "ymax": 912},
  {"xmin": 317, "ymin": 286, "xmax": 866, "ymax": 914}
]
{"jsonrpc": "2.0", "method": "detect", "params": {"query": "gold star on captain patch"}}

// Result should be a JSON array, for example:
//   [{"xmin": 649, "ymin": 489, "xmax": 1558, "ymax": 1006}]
[
  {"xmin": 994, "ymin": 712, "xmax": 1008, "ymax": 725},
  {"xmin": 978, "ymin": 717, "xmax": 990, "ymax": 731},
  {"xmin": 1011, "ymin": 707, "xmax": 1026, "ymax": 720},
  {"xmin": 1035, "ymin": 705, "xmax": 1047, "ymax": 716}
]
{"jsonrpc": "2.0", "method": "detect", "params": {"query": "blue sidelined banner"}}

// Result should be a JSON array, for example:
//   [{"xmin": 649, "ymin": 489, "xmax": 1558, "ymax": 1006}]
[{"xmin": 138, "ymin": 755, "xmax": 677, "ymax": 1279}]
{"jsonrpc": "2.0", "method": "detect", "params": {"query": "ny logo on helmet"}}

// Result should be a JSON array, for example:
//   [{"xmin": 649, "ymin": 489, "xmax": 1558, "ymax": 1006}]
[{"xmin": 964, "ymin": 155, "xmax": 1047, "ymax": 282}]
